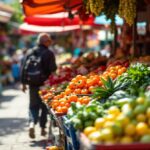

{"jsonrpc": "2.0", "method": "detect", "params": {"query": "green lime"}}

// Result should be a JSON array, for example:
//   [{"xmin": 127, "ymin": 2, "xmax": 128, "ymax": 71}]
[
  {"xmin": 84, "ymin": 120, "xmax": 94, "ymax": 127},
  {"xmin": 112, "ymin": 123, "xmax": 123, "ymax": 136},
  {"xmin": 133, "ymin": 105, "xmax": 146, "ymax": 115},
  {"xmin": 140, "ymin": 135, "xmax": 150, "ymax": 143}
]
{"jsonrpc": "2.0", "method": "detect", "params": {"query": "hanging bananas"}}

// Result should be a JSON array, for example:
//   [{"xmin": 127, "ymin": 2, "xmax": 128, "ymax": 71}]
[{"xmin": 119, "ymin": 0, "xmax": 136, "ymax": 26}]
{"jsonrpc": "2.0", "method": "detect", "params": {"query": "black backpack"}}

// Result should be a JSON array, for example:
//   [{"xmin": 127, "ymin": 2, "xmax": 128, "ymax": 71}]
[{"xmin": 21, "ymin": 48, "xmax": 47, "ymax": 86}]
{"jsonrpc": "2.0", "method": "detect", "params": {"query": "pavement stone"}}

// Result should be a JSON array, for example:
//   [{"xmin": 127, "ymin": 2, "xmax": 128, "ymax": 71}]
[{"xmin": 0, "ymin": 87, "xmax": 49, "ymax": 150}]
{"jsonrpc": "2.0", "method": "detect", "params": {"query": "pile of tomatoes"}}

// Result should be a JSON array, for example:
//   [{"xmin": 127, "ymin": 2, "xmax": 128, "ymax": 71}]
[{"xmin": 50, "ymin": 64, "xmax": 127, "ymax": 114}]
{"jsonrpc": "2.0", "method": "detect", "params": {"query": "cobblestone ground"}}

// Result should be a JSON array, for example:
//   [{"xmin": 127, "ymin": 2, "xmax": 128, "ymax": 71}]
[{"xmin": 0, "ymin": 87, "xmax": 49, "ymax": 150}]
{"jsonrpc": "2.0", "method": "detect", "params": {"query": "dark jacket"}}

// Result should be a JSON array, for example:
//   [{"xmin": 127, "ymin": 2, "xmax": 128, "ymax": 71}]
[{"xmin": 21, "ymin": 44, "xmax": 57, "ymax": 85}]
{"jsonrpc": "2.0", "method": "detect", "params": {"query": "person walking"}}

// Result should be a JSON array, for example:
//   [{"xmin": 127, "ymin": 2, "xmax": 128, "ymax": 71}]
[{"xmin": 20, "ymin": 33, "xmax": 57, "ymax": 139}]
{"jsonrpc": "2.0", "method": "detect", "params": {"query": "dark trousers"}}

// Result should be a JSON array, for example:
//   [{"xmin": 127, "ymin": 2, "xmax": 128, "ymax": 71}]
[{"xmin": 29, "ymin": 86, "xmax": 48, "ymax": 128}]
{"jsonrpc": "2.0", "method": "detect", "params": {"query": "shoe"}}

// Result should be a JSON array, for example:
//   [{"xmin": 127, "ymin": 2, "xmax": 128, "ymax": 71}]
[
  {"xmin": 29, "ymin": 122, "xmax": 35, "ymax": 139},
  {"xmin": 41, "ymin": 128, "xmax": 47, "ymax": 136},
  {"xmin": 29, "ymin": 128, "xmax": 35, "ymax": 139}
]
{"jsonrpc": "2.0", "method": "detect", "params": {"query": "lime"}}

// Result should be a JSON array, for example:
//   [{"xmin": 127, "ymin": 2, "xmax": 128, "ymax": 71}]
[
  {"xmin": 112, "ymin": 123, "xmax": 123, "ymax": 136},
  {"xmin": 84, "ymin": 120, "xmax": 94, "ymax": 127},
  {"xmin": 124, "ymin": 110, "xmax": 134, "ymax": 119},
  {"xmin": 140, "ymin": 134, "xmax": 150, "ymax": 143},
  {"xmin": 133, "ymin": 105, "xmax": 146, "ymax": 116},
  {"xmin": 89, "ymin": 112, "xmax": 98, "ymax": 120},
  {"xmin": 136, "ymin": 97, "xmax": 145, "ymax": 104}
]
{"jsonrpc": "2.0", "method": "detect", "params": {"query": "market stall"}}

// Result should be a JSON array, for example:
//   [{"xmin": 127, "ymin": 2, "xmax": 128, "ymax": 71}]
[{"xmin": 20, "ymin": 0, "xmax": 150, "ymax": 150}]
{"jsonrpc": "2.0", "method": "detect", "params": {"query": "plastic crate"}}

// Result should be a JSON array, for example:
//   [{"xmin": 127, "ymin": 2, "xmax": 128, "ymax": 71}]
[
  {"xmin": 62, "ymin": 116, "xmax": 80, "ymax": 150},
  {"xmin": 79, "ymin": 133, "xmax": 150, "ymax": 150}
]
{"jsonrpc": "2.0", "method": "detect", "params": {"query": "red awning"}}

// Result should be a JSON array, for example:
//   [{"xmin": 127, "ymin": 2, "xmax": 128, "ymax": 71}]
[
  {"xmin": 24, "ymin": 13, "xmax": 94, "ymax": 26},
  {"xmin": 22, "ymin": 0, "xmax": 82, "ymax": 16},
  {"xmin": 19, "ymin": 23, "xmax": 81, "ymax": 34}
]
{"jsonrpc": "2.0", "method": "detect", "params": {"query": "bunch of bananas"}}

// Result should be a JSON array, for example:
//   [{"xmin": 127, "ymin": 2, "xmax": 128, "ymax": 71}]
[
  {"xmin": 118, "ymin": 0, "xmax": 136, "ymax": 26},
  {"xmin": 85, "ymin": 0, "xmax": 104, "ymax": 16}
]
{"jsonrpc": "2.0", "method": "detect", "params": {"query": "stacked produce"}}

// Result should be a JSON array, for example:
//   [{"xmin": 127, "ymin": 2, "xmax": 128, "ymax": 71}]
[
  {"xmin": 50, "ymin": 64, "xmax": 127, "ymax": 114},
  {"xmin": 65, "ymin": 63, "xmax": 150, "ymax": 145}
]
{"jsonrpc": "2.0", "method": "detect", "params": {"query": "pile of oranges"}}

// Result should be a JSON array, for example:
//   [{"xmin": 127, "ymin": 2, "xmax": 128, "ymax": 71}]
[
  {"xmin": 51, "ymin": 95, "xmax": 90, "ymax": 114},
  {"xmin": 50, "ymin": 65, "xmax": 127, "ymax": 114}
]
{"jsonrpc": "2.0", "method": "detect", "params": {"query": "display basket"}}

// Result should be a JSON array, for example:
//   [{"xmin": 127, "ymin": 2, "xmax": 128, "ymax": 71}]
[
  {"xmin": 79, "ymin": 133, "xmax": 150, "ymax": 150},
  {"xmin": 62, "ymin": 116, "xmax": 80, "ymax": 150}
]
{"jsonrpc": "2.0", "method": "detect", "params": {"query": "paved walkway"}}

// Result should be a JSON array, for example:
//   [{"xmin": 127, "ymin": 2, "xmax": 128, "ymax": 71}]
[{"xmin": 0, "ymin": 87, "xmax": 49, "ymax": 150}]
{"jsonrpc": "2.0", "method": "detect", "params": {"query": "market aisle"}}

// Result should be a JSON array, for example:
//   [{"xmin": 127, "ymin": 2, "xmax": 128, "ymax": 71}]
[{"xmin": 0, "ymin": 87, "xmax": 48, "ymax": 150}]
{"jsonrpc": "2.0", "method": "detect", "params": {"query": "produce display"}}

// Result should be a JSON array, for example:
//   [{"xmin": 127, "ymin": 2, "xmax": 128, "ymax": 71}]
[
  {"xmin": 40, "ymin": 53, "xmax": 150, "ymax": 149},
  {"xmin": 65, "ymin": 63, "xmax": 150, "ymax": 145},
  {"xmin": 49, "ymin": 64, "xmax": 127, "ymax": 114}
]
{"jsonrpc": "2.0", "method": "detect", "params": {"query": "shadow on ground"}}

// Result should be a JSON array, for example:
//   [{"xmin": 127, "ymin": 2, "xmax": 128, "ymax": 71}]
[
  {"xmin": 0, "ymin": 118, "xmax": 27, "ymax": 136},
  {"xmin": 30, "ymin": 139, "xmax": 47, "ymax": 149}
]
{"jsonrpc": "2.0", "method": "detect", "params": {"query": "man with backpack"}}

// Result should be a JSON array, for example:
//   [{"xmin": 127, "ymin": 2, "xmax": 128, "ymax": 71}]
[{"xmin": 21, "ymin": 33, "xmax": 57, "ymax": 139}]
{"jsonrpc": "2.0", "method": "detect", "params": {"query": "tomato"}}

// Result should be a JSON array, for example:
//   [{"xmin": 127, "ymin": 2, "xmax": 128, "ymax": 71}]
[
  {"xmin": 77, "ymin": 79, "xmax": 86, "ymax": 88},
  {"xmin": 68, "ymin": 95, "xmax": 78, "ymax": 102},
  {"xmin": 69, "ymin": 82, "xmax": 76, "ymax": 89},
  {"xmin": 56, "ymin": 107, "xmax": 63, "ymax": 113},
  {"xmin": 65, "ymin": 88, "xmax": 72, "ymax": 95},
  {"xmin": 74, "ymin": 88, "xmax": 81, "ymax": 94},
  {"xmin": 61, "ymin": 106, "xmax": 68, "ymax": 113},
  {"xmin": 81, "ymin": 89, "xmax": 89, "ymax": 94}
]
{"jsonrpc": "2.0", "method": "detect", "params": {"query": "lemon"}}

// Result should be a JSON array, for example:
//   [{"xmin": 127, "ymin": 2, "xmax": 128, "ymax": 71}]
[
  {"xmin": 125, "ymin": 123, "xmax": 136, "ymax": 136},
  {"xmin": 107, "ymin": 106, "xmax": 120, "ymax": 116},
  {"xmin": 136, "ymin": 114, "xmax": 146, "ymax": 122},
  {"xmin": 136, "ymin": 97, "xmax": 145, "ymax": 104},
  {"xmin": 146, "ymin": 108, "xmax": 150, "ymax": 118},
  {"xmin": 83, "ymin": 126, "xmax": 97, "ymax": 137},
  {"xmin": 88, "ymin": 131, "xmax": 103, "ymax": 143},
  {"xmin": 136, "ymin": 122, "xmax": 148, "ymax": 136},
  {"xmin": 101, "ymin": 128, "xmax": 114, "ymax": 141},
  {"xmin": 104, "ymin": 114, "xmax": 116, "ymax": 122},
  {"xmin": 103, "ymin": 121, "xmax": 114, "ymax": 128},
  {"xmin": 116, "ymin": 114, "xmax": 130, "ymax": 127},
  {"xmin": 120, "ymin": 136, "xmax": 133, "ymax": 144},
  {"xmin": 94, "ymin": 118, "xmax": 105, "ymax": 129}
]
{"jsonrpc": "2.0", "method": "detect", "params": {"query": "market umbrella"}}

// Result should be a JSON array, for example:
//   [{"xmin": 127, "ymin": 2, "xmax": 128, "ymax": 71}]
[{"xmin": 21, "ymin": 0, "xmax": 82, "ymax": 16}]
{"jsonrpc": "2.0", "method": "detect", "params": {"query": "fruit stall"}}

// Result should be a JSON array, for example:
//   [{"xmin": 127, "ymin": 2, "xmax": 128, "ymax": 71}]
[
  {"xmin": 21, "ymin": 0, "xmax": 150, "ymax": 149},
  {"xmin": 38, "ymin": 54, "xmax": 150, "ymax": 150}
]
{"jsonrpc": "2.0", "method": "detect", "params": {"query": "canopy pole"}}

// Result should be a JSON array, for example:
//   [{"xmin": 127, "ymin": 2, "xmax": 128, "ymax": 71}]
[
  {"xmin": 132, "ymin": 17, "xmax": 137, "ymax": 57},
  {"xmin": 113, "ymin": 25, "xmax": 118, "ymax": 56}
]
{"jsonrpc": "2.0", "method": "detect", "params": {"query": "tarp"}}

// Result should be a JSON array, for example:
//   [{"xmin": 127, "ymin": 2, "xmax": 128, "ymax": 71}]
[{"xmin": 22, "ymin": 0, "xmax": 82, "ymax": 16}]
